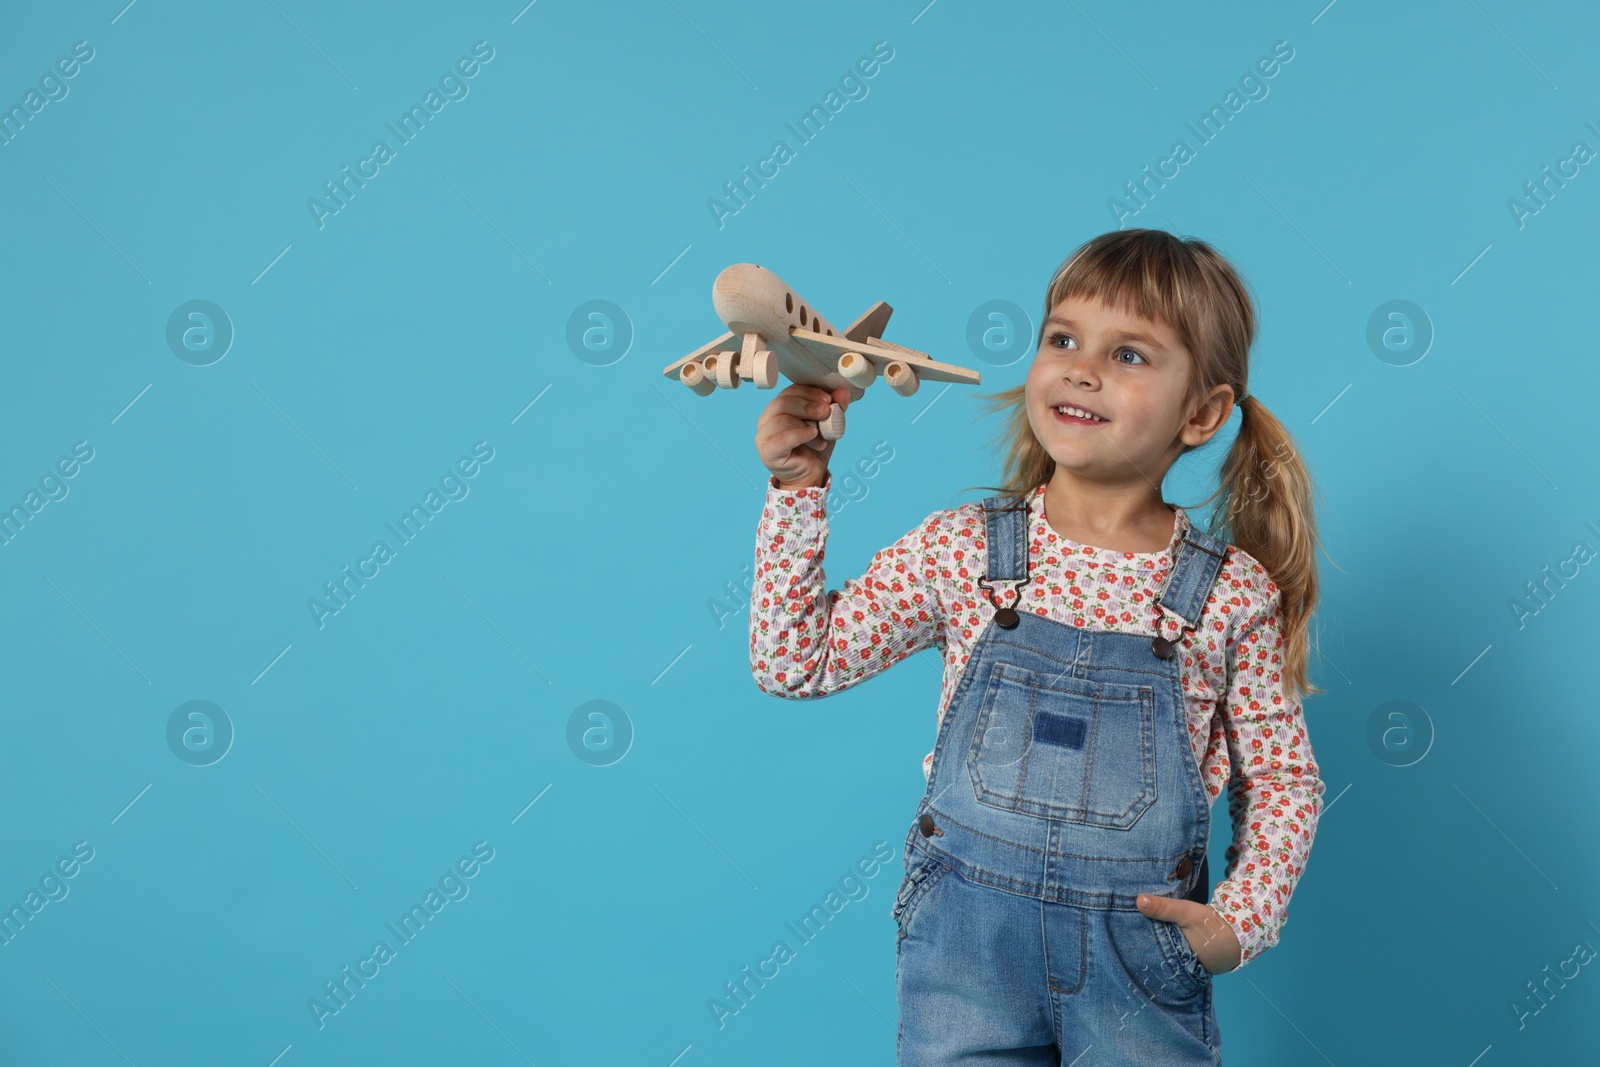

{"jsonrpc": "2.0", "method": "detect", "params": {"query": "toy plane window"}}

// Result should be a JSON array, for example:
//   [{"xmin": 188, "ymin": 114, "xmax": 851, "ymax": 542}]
[
  {"xmin": 800, "ymin": 306, "xmax": 808, "ymax": 326},
  {"xmin": 785, "ymin": 292, "xmax": 794, "ymax": 313}
]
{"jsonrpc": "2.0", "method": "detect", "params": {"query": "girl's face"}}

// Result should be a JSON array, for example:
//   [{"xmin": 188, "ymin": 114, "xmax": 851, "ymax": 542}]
[{"xmin": 1024, "ymin": 294, "xmax": 1202, "ymax": 486}]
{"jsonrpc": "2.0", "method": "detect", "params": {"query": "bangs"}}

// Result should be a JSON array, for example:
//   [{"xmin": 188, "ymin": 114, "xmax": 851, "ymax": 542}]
[{"xmin": 1044, "ymin": 231, "xmax": 1209, "ymax": 359}]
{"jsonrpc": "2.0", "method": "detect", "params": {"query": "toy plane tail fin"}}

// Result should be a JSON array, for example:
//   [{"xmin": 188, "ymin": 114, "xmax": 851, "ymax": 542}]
[{"xmin": 843, "ymin": 301, "xmax": 892, "ymax": 344}]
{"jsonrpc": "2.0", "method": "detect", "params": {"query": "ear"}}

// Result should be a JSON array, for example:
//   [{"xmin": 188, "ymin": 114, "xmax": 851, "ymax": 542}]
[{"xmin": 1178, "ymin": 384, "xmax": 1237, "ymax": 449}]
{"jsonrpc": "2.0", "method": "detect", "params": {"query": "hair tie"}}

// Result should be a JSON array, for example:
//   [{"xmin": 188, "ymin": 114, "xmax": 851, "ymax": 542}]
[{"xmin": 1237, "ymin": 392, "xmax": 1251, "ymax": 405}]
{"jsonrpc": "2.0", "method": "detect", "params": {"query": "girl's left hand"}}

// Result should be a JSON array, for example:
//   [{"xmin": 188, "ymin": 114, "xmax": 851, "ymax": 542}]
[{"xmin": 1136, "ymin": 893, "xmax": 1242, "ymax": 974}]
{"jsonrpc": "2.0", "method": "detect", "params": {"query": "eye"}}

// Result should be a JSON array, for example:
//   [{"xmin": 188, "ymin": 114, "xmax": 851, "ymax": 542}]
[{"xmin": 1047, "ymin": 332, "xmax": 1146, "ymax": 365}]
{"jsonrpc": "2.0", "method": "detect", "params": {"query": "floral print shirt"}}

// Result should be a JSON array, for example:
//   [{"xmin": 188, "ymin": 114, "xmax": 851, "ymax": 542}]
[{"xmin": 748, "ymin": 475, "xmax": 1324, "ymax": 969}]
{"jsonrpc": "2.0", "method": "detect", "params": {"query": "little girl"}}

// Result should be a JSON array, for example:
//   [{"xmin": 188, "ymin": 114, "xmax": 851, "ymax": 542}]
[{"xmin": 749, "ymin": 230, "xmax": 1327, "ymax": 1065}]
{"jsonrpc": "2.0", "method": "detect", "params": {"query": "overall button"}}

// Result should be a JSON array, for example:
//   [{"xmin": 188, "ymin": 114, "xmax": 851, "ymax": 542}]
[
  {"xmin": 918, "ymin": 812, "xmax": 941, "ymax": 838},
  {"xmin": 1171, "ymin": 855, "xmax": 1192, "ymax": 880}
]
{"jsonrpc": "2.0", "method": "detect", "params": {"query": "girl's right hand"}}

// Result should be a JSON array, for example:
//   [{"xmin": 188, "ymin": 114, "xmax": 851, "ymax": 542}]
[{"xmin": 755, "ymin": 383, "xmax": 852, "ymax": 490}]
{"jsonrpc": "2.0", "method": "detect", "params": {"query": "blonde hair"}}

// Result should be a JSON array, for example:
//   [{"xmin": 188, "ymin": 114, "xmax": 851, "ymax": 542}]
[{"xmin": 971, "ymin": 229, "xmax": 1328, "ymax": 699}]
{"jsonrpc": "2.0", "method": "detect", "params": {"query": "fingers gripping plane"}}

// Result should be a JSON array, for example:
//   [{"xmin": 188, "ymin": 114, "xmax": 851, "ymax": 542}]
[{"xmin": 661, "ymin": 264, "xmax": 981, "ymax": 443}]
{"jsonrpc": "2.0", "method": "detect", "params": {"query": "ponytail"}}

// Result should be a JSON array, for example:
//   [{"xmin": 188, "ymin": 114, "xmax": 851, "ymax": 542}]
[{"xmin": 1213, "ymin": 393, "xmax": 1330, "ymax": 700}]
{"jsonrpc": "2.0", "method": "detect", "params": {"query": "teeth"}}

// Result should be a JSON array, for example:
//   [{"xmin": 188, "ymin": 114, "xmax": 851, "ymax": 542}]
[{"xmin": 1055, "ymin": 405, "xmax": 1105, "ymax": 422}]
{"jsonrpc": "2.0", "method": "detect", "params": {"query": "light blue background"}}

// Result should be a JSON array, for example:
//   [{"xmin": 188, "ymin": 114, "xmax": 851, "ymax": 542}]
[{"xmin": 1, "ymin": 0, "xmax": 1596, "ymax": 1063}]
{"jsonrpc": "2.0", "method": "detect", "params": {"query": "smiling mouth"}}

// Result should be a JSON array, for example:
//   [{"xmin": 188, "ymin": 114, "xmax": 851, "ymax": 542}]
[{"xmin": 1052, "ymin": 403, "xmax": 1108, "ymax": 424}]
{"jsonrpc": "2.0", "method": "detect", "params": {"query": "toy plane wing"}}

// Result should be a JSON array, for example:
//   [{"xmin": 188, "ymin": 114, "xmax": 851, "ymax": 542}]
[{"xmin": 786, "ymin": 329, "xmax": 981, "ymax": 385}]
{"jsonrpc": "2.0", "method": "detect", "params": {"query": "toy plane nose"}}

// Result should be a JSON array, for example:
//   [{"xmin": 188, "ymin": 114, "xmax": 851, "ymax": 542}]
[
  {"xmin": 712, "ymin": 263, "xmax": 765, "ymax": 317},
  {"xmin": 714, "ymin": 263, "xmax": 758, "ymax": 290}
]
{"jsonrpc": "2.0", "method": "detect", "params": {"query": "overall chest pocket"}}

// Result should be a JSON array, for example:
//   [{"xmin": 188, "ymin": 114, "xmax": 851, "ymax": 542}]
[{"xmin": 965, "ymin": 662, "xmax": 1157, "ymax": 828}]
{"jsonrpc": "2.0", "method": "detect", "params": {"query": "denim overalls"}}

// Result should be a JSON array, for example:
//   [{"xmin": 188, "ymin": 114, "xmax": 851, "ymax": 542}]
[{"xmin": 893, "ymin": 497, "xmax": 1232, "ymax": 1066}]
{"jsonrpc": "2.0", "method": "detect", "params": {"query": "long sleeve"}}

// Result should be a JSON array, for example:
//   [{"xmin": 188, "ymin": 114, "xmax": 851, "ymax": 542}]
[
  {"xmin": 1207, "ymin": 581, "xmax": 1325, "ymax": 969},
  {"xmin": 749, "ymin": 473, "xmax": 946, "ymax": 698}
]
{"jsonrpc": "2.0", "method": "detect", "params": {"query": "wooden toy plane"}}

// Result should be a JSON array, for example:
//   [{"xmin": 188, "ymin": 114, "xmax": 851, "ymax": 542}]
[{"xmin": 661, "ymin": 263, "xmax": 981, "ymax": 443}]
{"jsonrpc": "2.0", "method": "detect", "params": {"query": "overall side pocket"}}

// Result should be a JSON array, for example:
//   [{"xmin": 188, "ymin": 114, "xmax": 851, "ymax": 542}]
[
  {"xmin": 892, "ymin": 848, "xmax": 950, "ymax": 943},
  {"xmin": 1151, "ymin": 917, "xmax": 1213, "ymax": 994}
]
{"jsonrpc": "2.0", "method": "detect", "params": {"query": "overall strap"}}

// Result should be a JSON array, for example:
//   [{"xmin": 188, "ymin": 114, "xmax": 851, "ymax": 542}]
[
  {"xmin": 979, "ymin": 496, "xmax": 1031, "ymax": 582},
  {"xmin": 1156, "ymin": 523, "xmax": 1233, "ymax": 628}
]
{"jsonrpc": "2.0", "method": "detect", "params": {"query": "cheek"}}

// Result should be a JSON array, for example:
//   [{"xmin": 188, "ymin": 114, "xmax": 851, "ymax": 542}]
[
  {"xmin": 1023, "ymin": 358, "xmax": 1049, "ymax": 394},
  {"xmin": 1028, "ymin": 359, "xmax": 1060, "ymax": 404},
  {"xmin": 1023, "ymin": 378, "xmax": 1051, "ymax": 433}
]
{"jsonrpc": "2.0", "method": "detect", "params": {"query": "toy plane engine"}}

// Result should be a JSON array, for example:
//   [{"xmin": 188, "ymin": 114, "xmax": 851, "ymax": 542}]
[{"xmin": 661, "ymin": 264, "xmax": 981, "ymax": 444}]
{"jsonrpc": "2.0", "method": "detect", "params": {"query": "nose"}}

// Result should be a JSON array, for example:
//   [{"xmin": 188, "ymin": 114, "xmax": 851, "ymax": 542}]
[{"xmin": 1054, "ymin": 349, "xmax": 1099, "ymax": 388}]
